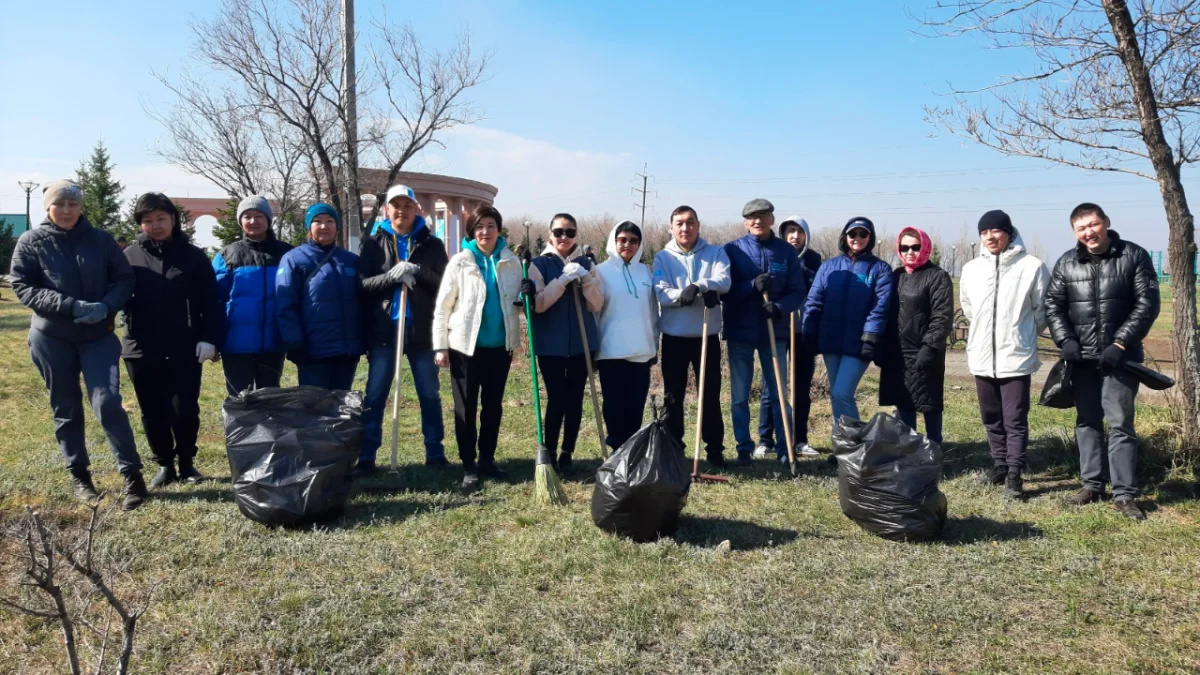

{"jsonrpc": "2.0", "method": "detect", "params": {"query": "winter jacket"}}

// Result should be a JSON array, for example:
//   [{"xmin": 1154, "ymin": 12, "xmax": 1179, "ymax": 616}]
[
  {"xmin": 653, "ymin": 237, "xmax": 731, "ymax": 338},
  {"xmin": 432, "ymin": 239, "xmax": 523, "ymax": 355},
  {"xmin": 526, "ymin": 243, "xmax": 604, "ymax": 358},
  {"xmin": 359, "ymin": 216, "xmax": 447, "ymax": 350},
  {"xmin": 596, "ymin": 222, "xmax": 659, "ymax": 362},
  {"xmin": 801, "ymin": 218, "xmax": 893, "ymax": 357},
  {"xmin": 11, "ymin": 216, "xmax": 135, "ymax": 343},
  {"xmin": 276, "ymin": 240, "xmax": 365, "ymax": 362},
  {"xmin": 878, "ymin": 251, "xmax": 954, "ymax": 412},
  {"xmin": 959, "ymin": 229, "xmax": 1050, "ymax": 378},
  {"xmin": 722, "ymin": 233, "xmax": 807, "ymax": 344},
  {"xmin": 121, "ymin": 227, "xmax": 222, "ymax": 361},
  {"xmin": 213, "ymin": 232, "xmax": 293, "ymax": 354},
  {"xmin": 1044, "ymin": 232, "xmax": 1159, "ymax": 362}
]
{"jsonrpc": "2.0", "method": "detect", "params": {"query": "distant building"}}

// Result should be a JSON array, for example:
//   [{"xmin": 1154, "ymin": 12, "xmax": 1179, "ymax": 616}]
[{"xmin": 0, "ymin": 214, "xmax": 31, "ymax": 233}]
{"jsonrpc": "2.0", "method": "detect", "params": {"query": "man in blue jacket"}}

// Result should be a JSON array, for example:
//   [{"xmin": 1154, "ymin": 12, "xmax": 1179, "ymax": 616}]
[{"xmin": 723, "ymin": 199, "xmax": 807, "ymax": 466}]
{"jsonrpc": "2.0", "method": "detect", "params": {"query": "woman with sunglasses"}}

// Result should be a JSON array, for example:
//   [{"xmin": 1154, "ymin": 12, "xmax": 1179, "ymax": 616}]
[
  {"xmin": 877, "ymin": 228, "xmax": 953, "ymax": 444},
  {"xmin": 801, "ymin": 217, "xmax": 894, "ymax": 424},
  {"xmin": 521, "ymin": 214, "xmax": 605, "ymax": 472}
]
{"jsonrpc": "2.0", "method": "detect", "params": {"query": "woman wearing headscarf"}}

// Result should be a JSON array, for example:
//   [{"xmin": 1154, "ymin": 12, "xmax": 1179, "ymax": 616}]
[
  {"xmin": 521, "ymin": 213, "xmax": 605, "ymax": 472},
  {"xmin": 877, "ymin": 227, "xmax": 954, "ymax": 444},
  {"xmin": 432, "ymin": 205, "xmax": 523, "ymax": 489},
  {"xmin": 275, "ymin": 203, "xmax": 364, "ymax": 390},
  {"xmin": 121, "ymin": 192, "xmax": 222, "ymax": 487},
  {"xmin": 801, "ymin": 216, "xmax": 894, "ymax": 424},
  {"xmin": 595, "ymin": 221, "xmax": 659, "ymax": 452}
]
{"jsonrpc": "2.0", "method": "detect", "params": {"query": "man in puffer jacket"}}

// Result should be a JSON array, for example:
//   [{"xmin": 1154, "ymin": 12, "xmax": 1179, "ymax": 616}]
[
  {"xmin": 1045, "ymin": 203, "xmax": 1160, "ymax": 520},
  {"xmin": 960, "ymin": 210, "xmax": 1049, "ymax": 499},
  {"xmin": 213, "ymin": 195, "xmax": 293, "ymax": 398},
  {"xmin": 724, "ymin": 199, "xmax": 807, "ymax": 466}
]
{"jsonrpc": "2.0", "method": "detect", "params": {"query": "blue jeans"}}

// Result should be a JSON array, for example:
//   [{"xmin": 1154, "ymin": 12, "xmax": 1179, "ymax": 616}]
[
  {"xmin": 361, "ymin": 341, "xmax": 445, "ymax": 464},
  {"xmin": 297, "ymin": 358, "xmax": 359, "ymax": 391},
  {"xmin": 896, "ymin": 408, "xmax": 944, "ymax": 446},
  {"xmin": 823, "ymin": 353, "xmax": 869, "ymax": 423},
  {"xmin": 728, "ymin": 339, "xmax": 789, "ymax": 460}
]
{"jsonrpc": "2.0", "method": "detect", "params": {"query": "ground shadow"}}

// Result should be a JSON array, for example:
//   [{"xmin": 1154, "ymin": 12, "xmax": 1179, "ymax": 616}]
[
  {"xmin": 674, "ymin": 514, "xmax": 803, "ymax": 551},
  {"xmin": 1146, "ymin": 479, "xmax": 1198, "ymax": 507},
  {"xmin": 327, "ymin": 495, "xmax": 494, "ymax": 530},
  {"xmin": 940, "ymin": 515, "xmax": 1044, "ymax": 545},
  {"xmin": 1023, "ymin": 481, "xmax": 1077, "ymax": 499},
  {"xmin": 939, "ymin": 442, "xmax": 998, "ymax": 479}
]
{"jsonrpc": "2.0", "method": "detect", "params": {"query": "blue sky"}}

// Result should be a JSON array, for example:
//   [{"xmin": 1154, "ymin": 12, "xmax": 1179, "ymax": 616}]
[{"xmin": 1, "ymin": 0, "xmax": 1192, "ymax": 256}]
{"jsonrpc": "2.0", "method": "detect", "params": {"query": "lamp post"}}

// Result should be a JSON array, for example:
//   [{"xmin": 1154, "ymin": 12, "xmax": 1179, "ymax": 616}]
[
  {"xmin": 17, "ymin": 180, "xmax": 39, "ymax": 233},
  {"xmin": 970, "ymin": 241, "xmax": 977, "ymax": 259}
]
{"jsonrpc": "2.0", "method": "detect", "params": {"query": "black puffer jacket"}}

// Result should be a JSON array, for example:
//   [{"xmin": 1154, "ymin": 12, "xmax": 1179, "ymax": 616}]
[
  {"xmin": 122, "ymin": 226, "xmax": 222, "ymax": 361},
  {"xmin": 1044, "ymin": 232, "xmax": 1159, "ymax": 362},
  {"xmin": 10, "ymin": 216, "xmax": 134, "ymax": 342},
  {"xmin": 359, "ymin": 218, "xmax": 447, "ymax": 351},
  {"xmin": 878, "ymin": 262, "xmax": 954, "ymax": 412}
]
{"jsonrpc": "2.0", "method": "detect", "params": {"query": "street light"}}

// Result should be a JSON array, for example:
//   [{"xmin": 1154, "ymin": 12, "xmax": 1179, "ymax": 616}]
[
  {"xmin": 970, "ymin": 241, "xmax": 978, "ymax": 259},
  {"xmin": 17, "ymin": 180, "xmax": 39, "ymax": 233}
]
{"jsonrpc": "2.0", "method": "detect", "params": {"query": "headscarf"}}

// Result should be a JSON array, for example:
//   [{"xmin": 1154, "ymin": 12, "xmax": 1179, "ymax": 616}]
[{"xmin": 897, "ymin": 227, "xmax": 932, "ymax": 274}]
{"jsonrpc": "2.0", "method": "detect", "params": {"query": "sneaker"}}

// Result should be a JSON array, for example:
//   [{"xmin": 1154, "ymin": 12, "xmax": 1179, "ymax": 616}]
[
  {"xmin": 735, "ymin": 454, "xmax": 753, "ymax": 467},
  {"xmin": 177, "ymin": 461, "xmax": 206, "ymax": 484},
  {"xmin": 121, "ymin": 471, "xmax": 149, "ymax": 512},
  {"xmin": 988, "ymin": 465, "xmax": 1008, "ymax": 486},
  {"xmin": 753, "ymin": 442, "xmax": 770, "ymax": 459},
  {"xmin": 351, "ymin": 461, "xmax": 378, "ymax": 480},
  {"xmin": 461, "ymin": 471, "xmax": 480, "ymax": 490},
  {"xmin": 149, "ymin": 465, "xmax": 178, "ymax": 489},
  {"xmin": 70, "ymin": 470, "xmax": 99, "ymax": 501},
  {"xmin": 797, "ymin": 443, "xmax": 820, "ymax": 457},
  {"xmin": 1067, "ymin": 487, "xmax": 1106, "ymax": 506},
  {"xmin": 478, "ymin": 462, "xmax": 509, "ymax": 481},
  {"xmin": 1004, "ymin": 471, "xmax": 1024, "ymax": 501},
  {"xmin": 1114, "ymin": 498, "xmax": 1146, "ymax": 521},
  {"xmin": 557, "ymin": 452, "xmax": 574, "ymax": 473}
]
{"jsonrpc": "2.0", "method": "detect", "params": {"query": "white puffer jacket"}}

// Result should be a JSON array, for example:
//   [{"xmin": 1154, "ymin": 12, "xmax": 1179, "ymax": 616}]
[
  {"xmin": 596, "ymin": 222, "xmax": 659, "ymax": 362},
  {"xmin": 432, "ymin": 243, "xmax": 523, "ymax": 355},
  {"xmin": 959, "ymin": 230, "xmax": 1050, "ymax": 378}
]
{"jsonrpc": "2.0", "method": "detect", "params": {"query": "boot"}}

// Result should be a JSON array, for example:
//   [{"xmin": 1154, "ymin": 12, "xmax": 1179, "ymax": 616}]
[
  {"xmin": 351, "ymin": 461, "xmax": 377, "ymax": 480},
  {"xmin": 1004, "ymin": 469, "xmax": 1024, "ymax": 501},
  {"xmin": 1067, "ymin": 487, "xmax": 1106, "ymax": 506},
  {"xmin": 121, "ymin": 471, "xmax": 149, "ymax": 511},
  {"xmin": 70, "ymin": 469, "xmax": 99, "ymax": 501},
  {"xmin": 557, "ymin": 451, "xmax": 573, "ymax": 473},
  {"xmin": 177, "ymin": 457, "xmax": 205, "ymax": 483},
  {"xmin": 478, "ymin": 461, "xmax": 509, "ymax": 481},
  {"xmin": 1114, "ymin": 497, "xmax": 1146, "ymax": 521},
  {"xmin": 706, "ymin": 452, "xmax": 727, "ymax": 470},
  {"xmin": 149, "ymin": 464, "xmax": 178, "ymax": 489},
  {"xmin": 988, "ymin": 465, "xmax": 1008, "ymax": 486}
]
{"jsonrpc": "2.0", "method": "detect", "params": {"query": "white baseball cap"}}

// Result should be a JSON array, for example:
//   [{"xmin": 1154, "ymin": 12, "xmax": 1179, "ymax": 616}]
[{"xmin": 385, "ymin": 184, "xmax": 418, "ymax": 206}]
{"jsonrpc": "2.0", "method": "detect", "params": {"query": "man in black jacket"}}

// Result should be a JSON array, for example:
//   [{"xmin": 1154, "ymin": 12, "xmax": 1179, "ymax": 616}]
[
  {"xmin": 357, "ymin": 185, "xmax": 449, "ymax": 476},
  {"xmin": 1045, "ymin": 203, "xmax": 1160, "ymax": 520}
]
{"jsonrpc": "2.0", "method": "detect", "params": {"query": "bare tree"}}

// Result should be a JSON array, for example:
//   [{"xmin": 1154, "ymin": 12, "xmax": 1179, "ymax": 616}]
[{"xmin": 921, "ymin": 0, "xmax": 1200, "ymax": 448}]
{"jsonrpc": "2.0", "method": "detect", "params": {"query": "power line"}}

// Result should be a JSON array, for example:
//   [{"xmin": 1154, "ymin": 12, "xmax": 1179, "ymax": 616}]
[{"xmin": 632, "ymin": 164, "xmax": 656, "ymax": 228}]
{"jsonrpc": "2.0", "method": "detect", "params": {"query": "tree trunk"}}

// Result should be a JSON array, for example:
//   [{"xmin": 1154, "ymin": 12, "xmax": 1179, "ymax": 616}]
[{"xmin": 1104, "ymin": 0, "xmax": 1200, "ymax": 450}]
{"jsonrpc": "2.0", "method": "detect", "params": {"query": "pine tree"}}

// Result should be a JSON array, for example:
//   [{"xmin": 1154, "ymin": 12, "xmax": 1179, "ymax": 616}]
[
  {"xmin": 75, "ymin": 140, "xmax": 125, "ymax": 234},
  {"xmin": 174, "ymin": 200, "xmax": 194, "ymax": 237},
  {"xmin": 0, "ymin": 218, "xmax": 16, "ymax": 275},
  {"xmin": 212, "ymin": 197, "xmax": 243, "ymax": 247}
]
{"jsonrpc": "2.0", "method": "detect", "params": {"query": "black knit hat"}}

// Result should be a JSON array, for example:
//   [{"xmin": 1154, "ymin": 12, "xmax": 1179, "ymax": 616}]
[{"xmin": 978, "ymin": 210, "xmax": 1014, "ymax": 237}]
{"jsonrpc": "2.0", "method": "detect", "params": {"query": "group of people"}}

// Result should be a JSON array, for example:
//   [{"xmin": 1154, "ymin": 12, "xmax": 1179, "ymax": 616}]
[{"xmin": 11, "ymin": 178, "xmax": 1160, "ymax": 520}]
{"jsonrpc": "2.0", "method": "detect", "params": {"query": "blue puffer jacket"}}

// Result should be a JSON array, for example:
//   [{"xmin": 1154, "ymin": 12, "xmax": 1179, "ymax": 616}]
[
  {"xmin": 275, "ymin": 240, "xmax": 365, "ymax": 361},
  {"xmin": 722, "ymin": 233, "xmax": 807, "ymax": 344},
  {"xmin": 801, "ymin": 217, "xmax": 894, "ymax": 357},
  {"xmin": 213, "ymin": 232, "xmax": 293, "ymax": 354}
]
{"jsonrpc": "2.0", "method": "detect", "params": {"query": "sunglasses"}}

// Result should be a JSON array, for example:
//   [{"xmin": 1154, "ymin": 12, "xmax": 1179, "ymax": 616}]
[
  {"xmin": 899, "ymin": 244, "xmax": 922, "ymax": 253},
  {"xmin": 551, "ymin": 228, "xmax": 577, "ymax": 239},
  {"xmin": 616, "ymin": 236, "xmax": 640, "ymax": 245},
  {"xmin": 847, "ymin": 229, "xmax": 870, "ymax": 239}
]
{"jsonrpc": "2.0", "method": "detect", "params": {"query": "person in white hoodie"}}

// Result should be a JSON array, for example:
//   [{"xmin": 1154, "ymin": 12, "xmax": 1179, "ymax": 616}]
[
  {"xmin": 960, "ymin": 210, "xmax": 1050, "ymax": 500},
  {"xmin": 595, "ymin": 221, "xmax": 659, "ymax": 452},
  {"xmin": 654, "ymin": 205, "xmax": 733, "ymax": 468}
]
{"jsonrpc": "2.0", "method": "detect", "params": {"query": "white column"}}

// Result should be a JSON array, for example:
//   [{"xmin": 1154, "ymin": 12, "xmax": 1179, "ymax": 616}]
[{"xmin": 446, "ymin": 197, "xmax": 465, "ymax": 257}]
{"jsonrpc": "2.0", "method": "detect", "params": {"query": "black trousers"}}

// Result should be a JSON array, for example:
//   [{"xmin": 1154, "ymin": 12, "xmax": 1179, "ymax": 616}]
[
  {"xmin": 222, "ymin": 352, "xmax": 285, "ymax": 398},
  {"xmin": 449, "ymin": 347, "xmax": 512, "ymax": 467},
  {"xmin": 537, "ymin": 354, "xmax": 588, "ymax": 455},
  {"xmin": 660, "ymin": 333, "xmax": 725, "ymax": 456},
  {"xmin": 598, "ymin": 359, "xmax": 652, "ymax": 452},
  {"xmin": 124, "ymin": 357, "xmax": 203, "ymax": 466},
  {"xmin": 761, "ymin": 339, "xmax": 817, "ymax": 446},
  {"xmin": 974, "ymin": 375, "xmax": 1031, "ymax": 469}
]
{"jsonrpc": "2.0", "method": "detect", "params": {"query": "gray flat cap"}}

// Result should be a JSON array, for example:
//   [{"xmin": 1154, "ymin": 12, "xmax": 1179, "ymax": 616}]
[{"xmin": 742, "ymin": 198, "xmax": 775, "ymax": 218}]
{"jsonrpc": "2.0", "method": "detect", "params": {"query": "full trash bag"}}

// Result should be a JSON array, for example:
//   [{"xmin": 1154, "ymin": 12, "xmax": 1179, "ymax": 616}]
[
  {"xmin": 222, "ymin": 386, "xmax": 362, "ymax": 527},
  {"xmin": 591, "ymin": 405, "xmax": 691, "ymax": 542},
  {"xmin": 1039, "ymin": 358, "xmax": 1075, "ymax": 409},
  {"xmin": 833, "ymin": 413, "xmax": 947, "ymax": 542}
]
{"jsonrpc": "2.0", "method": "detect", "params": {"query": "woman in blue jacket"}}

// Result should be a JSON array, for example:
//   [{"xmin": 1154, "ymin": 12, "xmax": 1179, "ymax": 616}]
[
  {"xmin": 276, "ymin": 203, "xmax": 365, "ymax": 390},
  {"xmin": 801, "ymin": 217, "xmax": 893, "ymax": 423}
]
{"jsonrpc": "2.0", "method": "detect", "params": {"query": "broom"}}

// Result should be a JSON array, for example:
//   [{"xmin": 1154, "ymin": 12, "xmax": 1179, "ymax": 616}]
[
  {"xmin": 519, "ymin": 244, "xmax": 567, "ymax": 505},
  {"xmin": 572, "ymin": 281, "xmax": 608, "ymax": 459}
]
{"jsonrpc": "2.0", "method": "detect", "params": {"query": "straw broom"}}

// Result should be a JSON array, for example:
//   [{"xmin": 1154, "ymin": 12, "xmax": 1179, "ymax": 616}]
[{"xmin": 518, "ymin": 239, "xmax": 567, "ymax": 505}]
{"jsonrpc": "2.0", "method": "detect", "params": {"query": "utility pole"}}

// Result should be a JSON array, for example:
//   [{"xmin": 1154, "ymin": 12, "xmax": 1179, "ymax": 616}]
[
  {"xmin": 341, "ymin": 0, "xmax": 361, "ymax": 248},
  {"xmin": 17, "ymin": 180, "xmax": 39, "ymax": 233},
  {"xmin": 631, "ymin": 164, "xmax": 655, "ymax": 228}
]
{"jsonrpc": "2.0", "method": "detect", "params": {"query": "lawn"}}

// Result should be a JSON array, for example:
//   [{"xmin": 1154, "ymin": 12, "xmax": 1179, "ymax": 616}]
[{"xmin": 0, "ymin": 299, "xmax": 1197, "ymax": 674}]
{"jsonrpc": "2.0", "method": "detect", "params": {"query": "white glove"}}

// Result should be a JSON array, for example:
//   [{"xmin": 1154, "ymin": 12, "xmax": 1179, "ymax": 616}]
[
  {"xmin": 561, "ymin": 262, "xmax": 585, "ymax": 282},
  {"xmin": 387, "ymin": 262, "xmax": 419, "ymax": 282},
  {"xmin": 196, "ymin": 342, "xmax": 217, "ymax": 364}
]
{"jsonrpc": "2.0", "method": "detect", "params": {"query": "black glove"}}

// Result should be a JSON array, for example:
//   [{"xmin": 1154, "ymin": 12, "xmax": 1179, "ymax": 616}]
[
  {"xmin": 762, "ymin": 301, "xmax": 782, "ymax": 321},
  {"xmin": 515, "ymin": 278, "xmax": 537, "ymax": 306},
  {"xmin": 1099, "ymin": 343, "xmax": 1126, "ymax": 372},
  {"xmin": 1061, "ymin": 339, "xmax": 1083, "ymax": 363},
  {"xmin": 703, "ymin": 290, "xmax": 720, "ymax": 308},
  {"xmin": 679, "ymin": 284, "xmax": 700, "ymax": 306},
  {"xmin": 753, "ymin": 274, "xmax": 772, "ymax": 293},
  {"xmin": 860, "ymin": 333, "xmax": 877, "ymax": 361},
  {"xmin": 916, "ymin": 345, "xmax": 937, "ymax": 370}
]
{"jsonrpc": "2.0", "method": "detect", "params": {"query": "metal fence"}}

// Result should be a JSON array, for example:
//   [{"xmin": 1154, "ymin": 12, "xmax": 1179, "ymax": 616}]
[{"xmin": 1150, "ymin": 250, "xmax": 1200, "ymax": 285}]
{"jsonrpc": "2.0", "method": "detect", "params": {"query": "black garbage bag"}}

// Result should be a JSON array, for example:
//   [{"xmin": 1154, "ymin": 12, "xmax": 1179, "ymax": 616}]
[
  {"xmin": 1039, "ymin": 359, "xmax": 1075, "ymax": 409},
  {"xmin": 591, "ymin": 406, "xmax": 691, "ymax": 542},
  {"xmin": 833, "ymin": 413, "xmax": 947, "ymax": 542},
  {"xmin": 222, "ymin": 386, "xmax": 362, "ymax": 527}
]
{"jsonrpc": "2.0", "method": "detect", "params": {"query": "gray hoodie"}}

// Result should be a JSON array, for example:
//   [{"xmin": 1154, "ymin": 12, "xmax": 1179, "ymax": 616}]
[{"xmin": 653, "ymin": 236, "xmax": 732, "ymax": 337}]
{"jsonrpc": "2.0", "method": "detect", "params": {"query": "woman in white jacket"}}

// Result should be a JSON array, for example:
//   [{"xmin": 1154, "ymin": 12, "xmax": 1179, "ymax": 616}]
[
  {"xmin": 595, "ymin": 221, "xmax": 659, "ymax": 452},
  {"xmin": 432, "ymin": 205, "xmax": 523, "ymax": 489},
  {"xmin": 959, "ymin": 210, "xmax": 1050, "ymax": 499}
]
